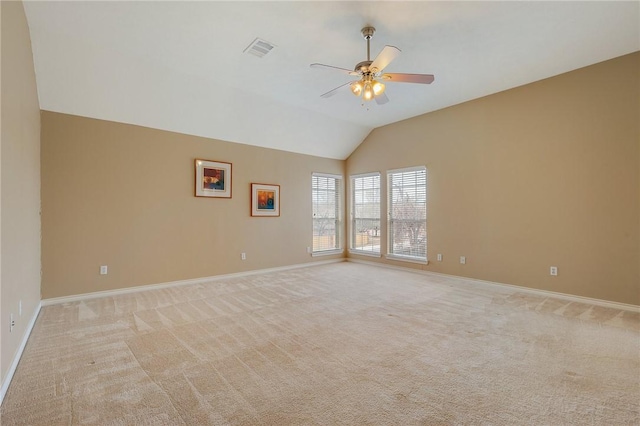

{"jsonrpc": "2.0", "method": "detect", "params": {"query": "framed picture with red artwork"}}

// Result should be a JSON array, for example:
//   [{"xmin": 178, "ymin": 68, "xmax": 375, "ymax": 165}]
[
  {"xmin": 195, "ymin": 159, "xmax": 232, "ymax": 198},
  {"xmin": 251, "ymin": 183, "xmax": 280, "ymax": 217}
]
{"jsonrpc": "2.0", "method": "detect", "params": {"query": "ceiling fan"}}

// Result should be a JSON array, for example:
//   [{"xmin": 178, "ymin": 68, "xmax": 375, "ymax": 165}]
[{"xmin": 310, "ymin": 26, "xmax": 434, "ymax": 105}]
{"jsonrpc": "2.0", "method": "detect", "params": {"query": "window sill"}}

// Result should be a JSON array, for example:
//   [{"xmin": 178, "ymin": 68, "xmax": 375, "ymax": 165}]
[
  {"xmin": 312, "ymin": 249, "xmax": 344, "ymax": 257},
  {"xmin": 385, "ymin": 254, "xmax": 429, "ymax": 265},
  {"xmin": 348, "ymin": 249, "xmax": 381, "ymax": 258}
]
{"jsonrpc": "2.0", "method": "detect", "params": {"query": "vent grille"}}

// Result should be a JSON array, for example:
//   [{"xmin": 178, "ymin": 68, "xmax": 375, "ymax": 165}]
[{"xmin": 244, "ymin": 38, "xmax": 276, "ymax": 58}]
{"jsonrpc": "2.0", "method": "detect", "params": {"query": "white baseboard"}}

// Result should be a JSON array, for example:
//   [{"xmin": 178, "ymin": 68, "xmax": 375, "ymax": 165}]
[
  {"xmin": 43, "ymin": 257, "xmax": 638, "ymax": 312},
  {"xmin": 0, "ymin": 301, "xmax": 42, "ymax": 406},
  {"xmin": 347, "ymin": 258, "xmax": 640, "ymax": 313},
  {"xmin": 42, "ymin": 259, "xmax": 345, "ymax": 306}
]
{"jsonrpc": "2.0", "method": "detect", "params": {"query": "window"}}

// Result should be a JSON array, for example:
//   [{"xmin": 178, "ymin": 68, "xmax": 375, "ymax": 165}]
[
  {"xmin": 387, "ymin": 166, "xmax": 427, "ymax": 262},
  {"xmin": 312, "ymin": 173, "xmax": 343, "ymax": 255},
  {"xmin": 350, "ymin": 173, "xmax": 381, "ymax": 255}
]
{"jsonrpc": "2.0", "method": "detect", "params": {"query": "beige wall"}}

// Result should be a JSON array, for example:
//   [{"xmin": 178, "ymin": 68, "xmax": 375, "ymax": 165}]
[
  {"xmin": 347, "ymin": 52, "xmax": 640, "ymax": 305},
  {"xmin": 36, "ymin": 52, "xmax": 640, "ymax": 306},
  {"xmin": 1, "ymin": 1, "xmax": 42, "ymax": 381},
  {"xmin": 1, "ymin": 0, "xmax": 3, "ymax": 381},
  {"xmin": 41, "ymin": 112, "xmax": 344, "ymax": 299}
]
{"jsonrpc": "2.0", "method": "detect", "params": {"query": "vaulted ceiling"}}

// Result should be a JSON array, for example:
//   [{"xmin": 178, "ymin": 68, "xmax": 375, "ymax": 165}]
[{"xmin": 24, "ymin": 1, "xmax": 639, "ymax": 159}]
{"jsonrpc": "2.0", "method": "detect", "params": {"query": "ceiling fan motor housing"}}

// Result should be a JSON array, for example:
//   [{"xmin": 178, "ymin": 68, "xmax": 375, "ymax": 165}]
[{"xmin": 355, "ymin": 60, "xmax": 373, "ymax": 74}]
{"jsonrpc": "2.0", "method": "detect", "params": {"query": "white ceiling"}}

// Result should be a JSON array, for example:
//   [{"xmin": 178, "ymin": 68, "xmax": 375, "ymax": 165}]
[{"xmin": 24, "ymin": 1, "xmax": 640, "ymax": 160}]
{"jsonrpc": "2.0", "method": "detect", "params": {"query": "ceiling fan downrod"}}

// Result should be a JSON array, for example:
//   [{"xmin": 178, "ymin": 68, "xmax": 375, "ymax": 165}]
[
  {"xmin": 361, "ymin": 26, "xmax": 375, "ymax": 62},
  {"xmin": 355, "ymin": 27, "xmax": 375, "ymax": 74}
]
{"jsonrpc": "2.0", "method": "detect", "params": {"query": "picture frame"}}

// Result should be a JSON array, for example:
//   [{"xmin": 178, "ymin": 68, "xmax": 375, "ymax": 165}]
[
  {"xmin": 195, "ymin": 159, "xmax": 232, "ymax": 198},
  {"xmin": 251, "ymin": 183, "xmax": 280, "ymax": 217}
]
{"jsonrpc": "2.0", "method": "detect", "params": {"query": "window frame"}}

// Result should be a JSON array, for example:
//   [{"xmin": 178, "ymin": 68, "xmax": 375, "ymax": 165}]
[
  {"xmin": 349, "ymin": 172, "xmax": 382, "ymax": 257},
  {"xmin": 311, "ymin": 172, "xmax": 344, "ymax": 256},
  {"xmin": 386, "ymin": 166, "xmax": 428, "ymax": 264}
]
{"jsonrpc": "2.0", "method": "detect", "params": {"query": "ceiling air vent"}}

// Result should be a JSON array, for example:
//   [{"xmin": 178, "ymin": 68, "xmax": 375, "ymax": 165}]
[{"xmin": 244, "ymin": 38, "xmax": 276, "ymax": 58}]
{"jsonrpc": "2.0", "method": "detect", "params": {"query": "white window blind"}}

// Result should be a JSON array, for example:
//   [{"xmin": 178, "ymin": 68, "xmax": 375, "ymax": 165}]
[
  {"xmin": 350, "ymin": 173, "xmax": 381, "ymax": 255},
  {"xmin": 312, "ymin": 173, "xmax": 343, "ymax": 253},
  {"xmin": 387, "ymin": 167, "xmax": 427, "ymax": 262}
]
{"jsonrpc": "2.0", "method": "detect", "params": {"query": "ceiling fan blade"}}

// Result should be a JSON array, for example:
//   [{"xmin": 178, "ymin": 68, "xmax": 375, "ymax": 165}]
[
  {"xmin": 311, "ymin": 63, "xmax": 359, "ymax": 76},
  {"xmin": 370, "ymin": 45, "xmax": 401, "ymax": 73},
  {"xmin": 381, "ymin": 73, "xmax": 435, "ymax": 84},
  {"xmin": 374, "ymin": 93, "xmax": 389, "ymax": 105},
  {"xmin": 320, "ymin": 81, "xmax": 353, "ymax": 98}
]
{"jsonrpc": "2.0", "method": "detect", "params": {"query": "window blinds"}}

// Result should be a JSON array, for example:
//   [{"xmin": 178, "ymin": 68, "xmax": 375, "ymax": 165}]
[
  {"xmin": 351, "ymin": 173, "xmax": 381, "ymax": 254},
  {"xmin": 312, "ymin": 173, "xmax": 342, "ymax": 252},
  {"xmin": 387, "ymin": 167, "xmax": 427, "ymax": 260}
]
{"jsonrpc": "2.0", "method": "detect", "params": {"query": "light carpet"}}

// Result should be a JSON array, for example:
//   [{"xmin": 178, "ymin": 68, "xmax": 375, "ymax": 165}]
[{"xmin": 1, "ymin": 262, "xmax": 639, "ymax": 425}]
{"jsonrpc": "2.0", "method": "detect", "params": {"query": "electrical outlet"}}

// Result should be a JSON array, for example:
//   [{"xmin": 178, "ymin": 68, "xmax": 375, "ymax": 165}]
[
  {"xmin": 460, "ymin": 256, "xmax": 466, "ymax": 264},
  {"xmin": 241, "ymin": 252, "xmax": 246, "ymax": 260},
  {"xmin": 550, "ymin": 266, "xmax": 558, "ymax": 276},
  {"xmin": 100, "ymin": 265, "xmax": 108, "ymax": 275},
  {"xmin": 437, "ymin": 254, "xmax": 443, "ymax": 262},
  {"xmin": 307, "ymin": 247, "xmax": 312, "ymax": 254},
  {"xmin": 19, "ymin": 300, "xmax": 22, "ymax": 316},
  {"xmin": 10, "ymin": 314, "xmax": 15, "ymax": 332}
]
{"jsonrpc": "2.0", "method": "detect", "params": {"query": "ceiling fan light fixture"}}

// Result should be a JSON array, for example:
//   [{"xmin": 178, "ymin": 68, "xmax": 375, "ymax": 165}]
[
  {"xmin": 372, "ymin": 80, "xmax": 385, "ymax": 96},
  {"xmin": 363, "ymin": 82, "xmax": 374, "ymax": 101},
  {"xmin": 350, "ymin": 81, "xmax": 363, "ymax": 97}
]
